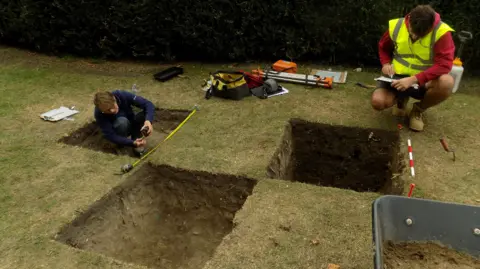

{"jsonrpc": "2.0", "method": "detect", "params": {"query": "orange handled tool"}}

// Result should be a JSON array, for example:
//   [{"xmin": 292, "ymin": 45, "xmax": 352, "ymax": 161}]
[
  {"xmin": 440, "ymin": 137, "xmax": 456, "ymax": 161},
  {"xmin": 440, "ymin": 138, "xmax": 450, "ymax": 151}
]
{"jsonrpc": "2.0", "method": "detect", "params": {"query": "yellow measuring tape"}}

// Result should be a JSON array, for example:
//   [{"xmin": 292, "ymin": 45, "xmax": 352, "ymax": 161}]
[{"xmin": 130, "ymin": 106, "xmax": 198, "ymax": 168}]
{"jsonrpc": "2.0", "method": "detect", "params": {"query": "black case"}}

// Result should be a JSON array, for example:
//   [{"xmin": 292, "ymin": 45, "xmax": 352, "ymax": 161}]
[{"xmin": 154, "ymin": 67, "xmax": 184, "ymax": 82}]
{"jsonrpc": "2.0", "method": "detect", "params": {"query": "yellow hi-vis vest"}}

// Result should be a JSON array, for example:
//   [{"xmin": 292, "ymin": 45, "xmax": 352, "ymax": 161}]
[{"xmin": 388, "ymin": 18, "xmax": 454, "ymax": 76}]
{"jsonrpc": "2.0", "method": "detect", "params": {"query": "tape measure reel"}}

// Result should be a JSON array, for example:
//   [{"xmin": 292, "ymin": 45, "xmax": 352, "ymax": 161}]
[{"xmin": 250, "ymin": 78, "xmax": 281, "ymax": 99}]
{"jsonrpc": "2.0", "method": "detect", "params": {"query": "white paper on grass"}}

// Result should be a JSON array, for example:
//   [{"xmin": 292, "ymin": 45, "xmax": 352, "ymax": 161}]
[
  {"xmin": 40, "ymin": 106, "xmax": 79, "ymax": 122},
  {"xmin": 267, "ymin": 87, "xmax": 289, "ymax": 98},
  {"xmin": 313, "ymin": 70, "xmax": 348, "ymax": 83}
]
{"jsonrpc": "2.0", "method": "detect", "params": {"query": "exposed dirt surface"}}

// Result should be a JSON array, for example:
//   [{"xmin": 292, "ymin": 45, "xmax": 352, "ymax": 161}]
[
  {"xmin": 55, "ymin": 163, "xmax": 257, "ymax": 269},
  {"xmin": 58, "ymin": 108, "xmax": 189, "ymax": 157},
  {"xmin": 268, "ymin": 118, "xmax": 404, "ymax": 193},
  {"xmin": 383, "ymin": 241, "xmax": 480, "ymax": 269}
]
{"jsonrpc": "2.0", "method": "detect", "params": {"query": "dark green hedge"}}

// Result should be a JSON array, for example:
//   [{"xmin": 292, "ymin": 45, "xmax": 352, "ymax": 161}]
[{"xmin": 0, "ymin": 0, "xmax": 478, "ymax": 69}]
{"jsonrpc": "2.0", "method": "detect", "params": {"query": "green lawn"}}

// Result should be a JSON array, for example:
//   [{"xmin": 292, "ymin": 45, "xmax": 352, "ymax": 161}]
[{"xmin": 1, "ymin": 46, "xmax": 479, "ymax": 269}]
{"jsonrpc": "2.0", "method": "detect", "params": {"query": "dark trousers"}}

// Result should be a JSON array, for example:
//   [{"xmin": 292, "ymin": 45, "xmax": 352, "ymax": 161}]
[
  {"xmin": 376, "ymin": 74, "xmax": 427, "ymax": 101},
  {"xmin": 112, "ymin": 111, "xmax": 146, "ymax": 141}
]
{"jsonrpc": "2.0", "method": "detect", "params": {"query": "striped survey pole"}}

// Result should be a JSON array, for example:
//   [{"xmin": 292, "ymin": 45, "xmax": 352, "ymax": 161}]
[{"xmin": 408, "ymin": 139, "xmax": 415, "ymax": 177}]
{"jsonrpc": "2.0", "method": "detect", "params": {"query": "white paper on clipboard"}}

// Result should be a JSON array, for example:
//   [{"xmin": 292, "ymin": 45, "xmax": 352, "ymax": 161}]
[
  {"xmin": 374, "ymin": 76, "xmax": 395, "ymax": 83},
  {"xmin": 374, "ymin": 76, "xmax": 419, "ymax": 89}
]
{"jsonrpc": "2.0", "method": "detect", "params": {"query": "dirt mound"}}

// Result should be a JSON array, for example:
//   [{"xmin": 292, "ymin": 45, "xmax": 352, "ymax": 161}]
[
  {"xmin": 58, "ymin": 108, "xmax": 189, "ymax": 156},
  {"xmin": 384, "ymin": 241, "xmax": 480, "ymax": 268},
  {"xmin": 268, "ymin": 118, "xmax": 404, "ymax": 193},
  {"xmin": 55, "ymin": 163, "xmax": 257, "ymax": 269}
]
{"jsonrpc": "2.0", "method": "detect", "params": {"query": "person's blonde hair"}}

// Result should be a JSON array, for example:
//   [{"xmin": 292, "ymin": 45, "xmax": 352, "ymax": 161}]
[{"xmin": 94, "ymin": 91, "xmax": 116, "ymax": 110}]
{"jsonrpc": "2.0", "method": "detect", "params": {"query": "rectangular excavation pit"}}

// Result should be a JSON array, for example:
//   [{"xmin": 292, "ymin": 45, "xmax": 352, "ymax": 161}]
[
  {"xmin": 58, "ymin": 108, "xmax": 189, "ymax": 156},
  {"xmin": 267, "ymin": 118, "xmax": 404, "ymax": 193},
  {"xmin": 55, "ymin": 163, "xmax": 257, "ymax": 269}
]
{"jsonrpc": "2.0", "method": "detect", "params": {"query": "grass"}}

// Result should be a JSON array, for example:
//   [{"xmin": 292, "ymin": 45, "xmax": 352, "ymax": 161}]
[{"xmin": 1, "ymin": 45, "xmax": 480, "ymax": 269}]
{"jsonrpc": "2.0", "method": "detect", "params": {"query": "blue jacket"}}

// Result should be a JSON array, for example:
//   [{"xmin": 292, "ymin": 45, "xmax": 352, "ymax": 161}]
[{"xmin": 94, "ymin": 90, "xmax": 155, "ymax": 147}]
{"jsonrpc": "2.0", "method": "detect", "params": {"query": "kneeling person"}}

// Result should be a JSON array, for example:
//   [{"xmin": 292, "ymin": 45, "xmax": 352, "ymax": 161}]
[
  {"xmin": 372, "ymin": 5, "xmax": 455, "ymax": 131},
  {"xmin": 94, "ymin": 90, "xmax": 155, "ymax": 156}
]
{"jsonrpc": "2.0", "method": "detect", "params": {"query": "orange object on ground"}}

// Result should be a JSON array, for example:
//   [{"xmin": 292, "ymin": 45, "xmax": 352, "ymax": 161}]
[
  {"xmin": 272, "ymin": 60, "xmax": 297, "ymax": 73},
  {"xmin": 327, "ymin": 264, "xmax": 340, "ymax": 269},
  {"xmin": 440, "ymin": 138, "xmax": 450, "ymax": 152},
  {"xmin": 318, "ymin": 76, "xmax": 333, "ymax": 89},
  {"xmin": 408, "ymin": 183, "xmax": 416, "ymax": 197}
]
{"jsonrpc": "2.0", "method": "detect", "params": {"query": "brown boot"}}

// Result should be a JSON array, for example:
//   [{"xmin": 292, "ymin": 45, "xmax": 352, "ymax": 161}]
[
  {"xmin": 392, "ymin": 96, "xmax": 409, "ymax": 117},
  {"xmin": 409, "ymin": 102, "xmax": 425, "ymax": 131}
]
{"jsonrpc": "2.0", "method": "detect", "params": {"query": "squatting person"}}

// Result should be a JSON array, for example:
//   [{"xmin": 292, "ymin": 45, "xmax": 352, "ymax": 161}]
[
  {"xmin": 93, "ymin": 90, "xmax": 155, "ymax": 156},
  {"xmin": 371, "ymin": 4, "xmax": 456, "ymax": 131}
]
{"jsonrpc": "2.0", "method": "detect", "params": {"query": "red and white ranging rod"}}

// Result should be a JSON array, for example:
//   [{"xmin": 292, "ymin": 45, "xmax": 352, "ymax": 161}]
[{"xmin": 408, "ymin": 139, "xmax": 415, "ymax": 177}]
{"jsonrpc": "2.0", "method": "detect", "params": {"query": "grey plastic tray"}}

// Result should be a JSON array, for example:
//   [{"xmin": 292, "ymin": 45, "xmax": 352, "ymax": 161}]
[{"xmin": 372, "ymin": 195, "xmax": 480, "ymax": 268}]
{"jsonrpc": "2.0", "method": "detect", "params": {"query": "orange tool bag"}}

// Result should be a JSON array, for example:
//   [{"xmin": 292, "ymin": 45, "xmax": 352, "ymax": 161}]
[{"xmin": 272, "ymin": 60, "xmax": 297, "ymax": 73}]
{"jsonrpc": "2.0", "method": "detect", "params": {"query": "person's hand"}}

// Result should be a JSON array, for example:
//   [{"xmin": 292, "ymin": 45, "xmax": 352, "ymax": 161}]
[
  {"xmin": 134, "ymin": 138, "xmax": 147, "ymax": 148},
  {"xmin": 142, "ymin": 120, "xmax": 153, "ymax": 136},
  {"xmin": 382, "ymin": 63, "xmax": 394, "ymax": 77},
  {"xmin": 391, "ymin": 76, "xmax": 417, "ymax": 91}
]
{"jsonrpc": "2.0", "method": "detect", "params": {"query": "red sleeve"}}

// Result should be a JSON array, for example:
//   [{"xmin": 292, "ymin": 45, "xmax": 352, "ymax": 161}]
[
  {"xmin": 379, "ymin": 30, "xmax": 394, "ymax": 65},
  {"xmin": 415, "ymin": 32, "xmax": 455, "ymax": 86}
]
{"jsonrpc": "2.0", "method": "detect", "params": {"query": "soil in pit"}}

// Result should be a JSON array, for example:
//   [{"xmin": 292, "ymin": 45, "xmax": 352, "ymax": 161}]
[
  {"xmin": 267, "ymin": 118, "xmax": 404, "ymax": 193},
  {"xmin": 55, "ymin": 163, "xmax": 257, "ymax": 269},
  {"xmin": 58, "ymin": 108, "xmax": 189, "ymax": 157},
  {"xmin": 384, "ymin": 241, "xmax": 480, "ymax": 269}
]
